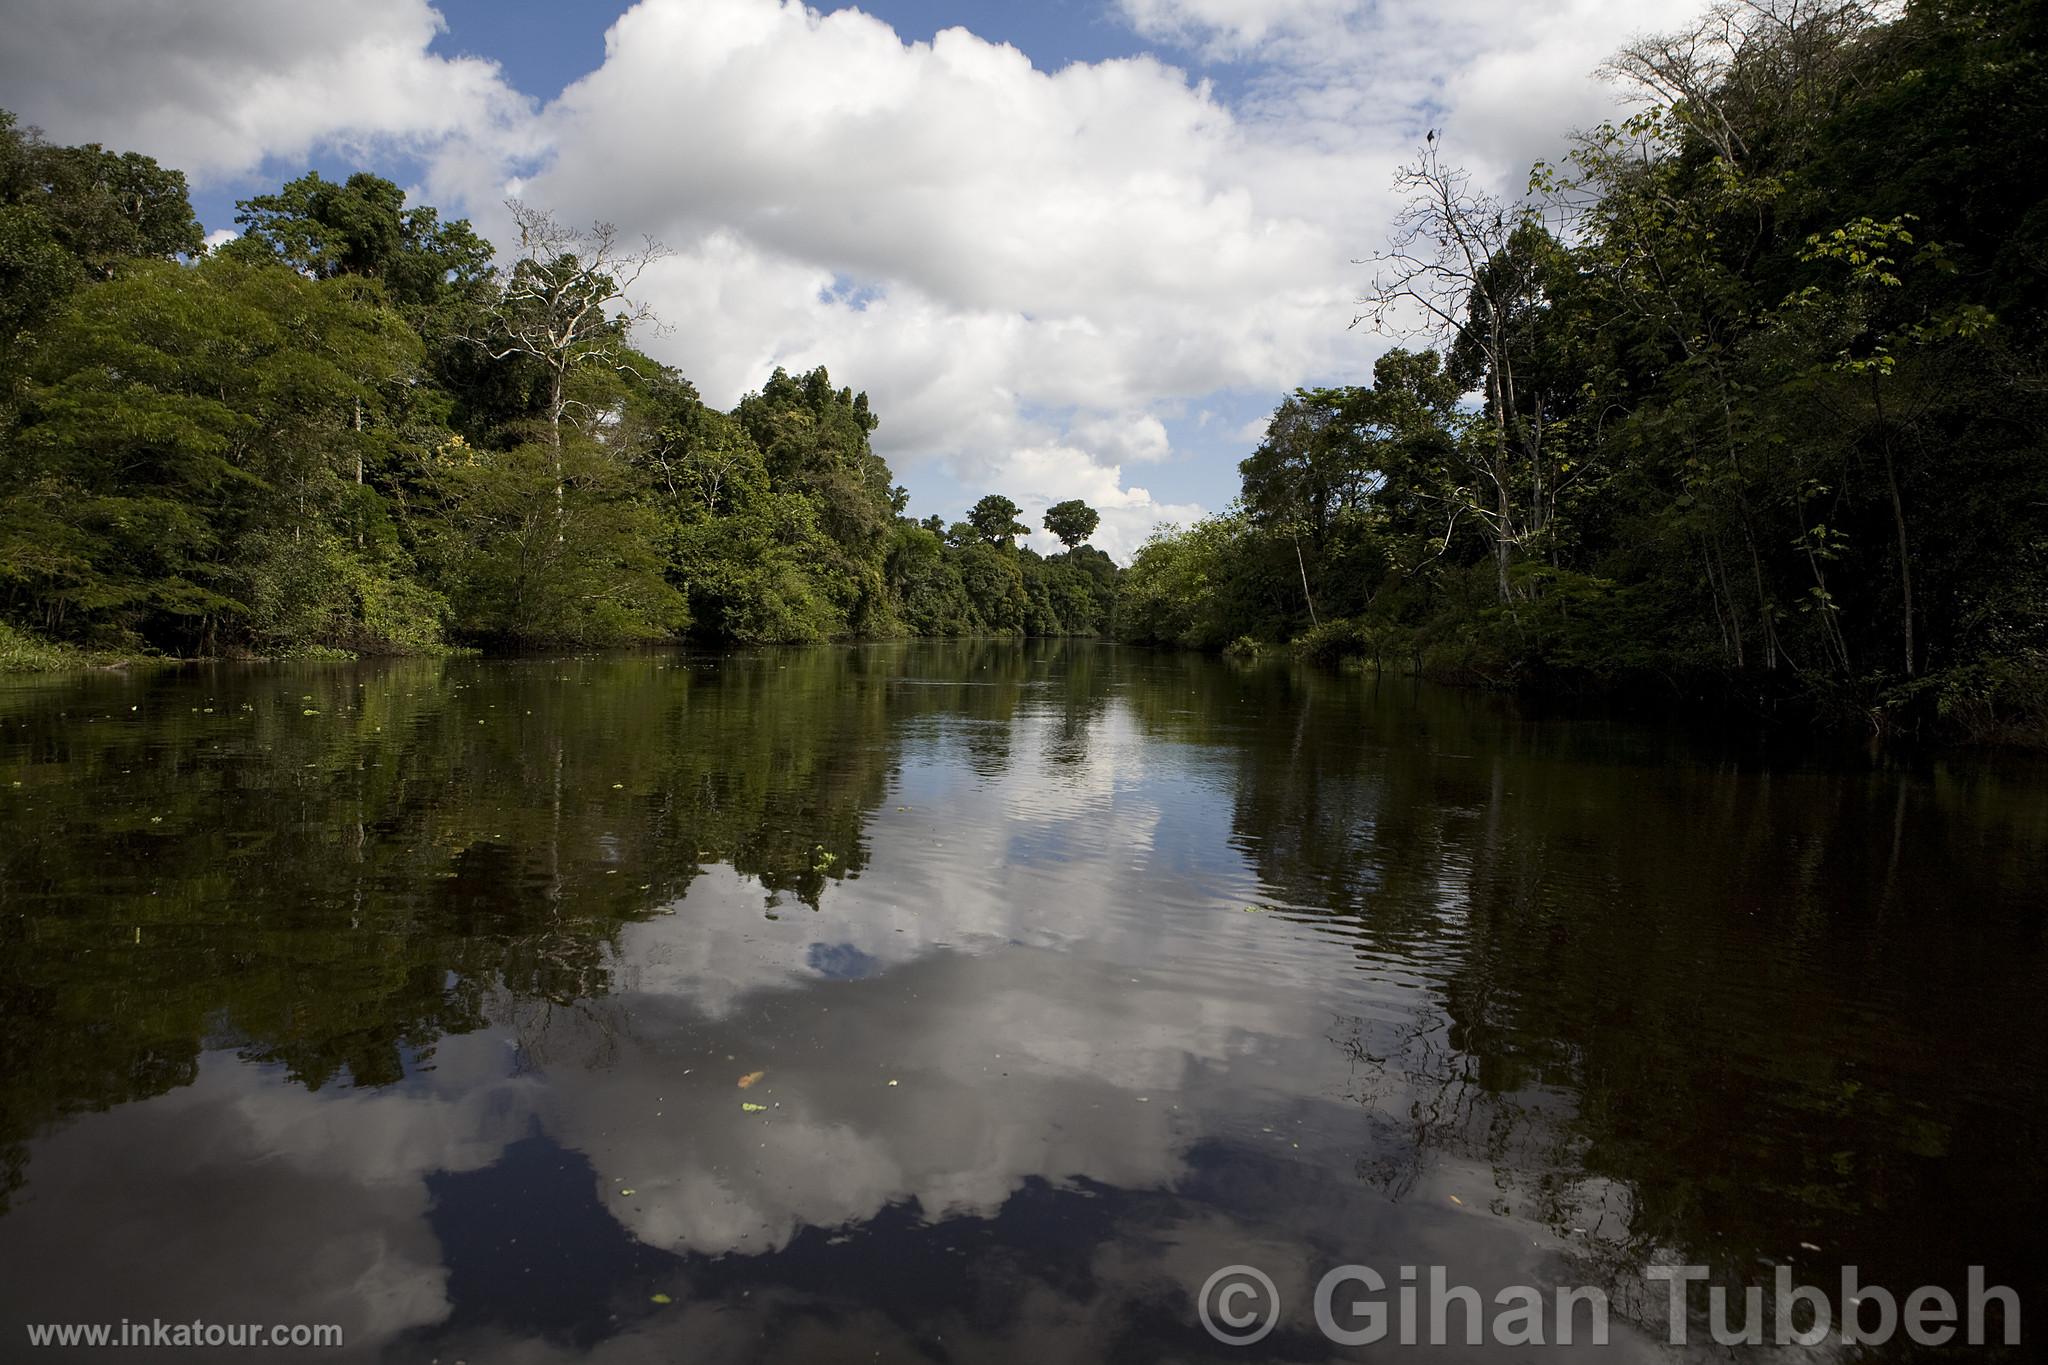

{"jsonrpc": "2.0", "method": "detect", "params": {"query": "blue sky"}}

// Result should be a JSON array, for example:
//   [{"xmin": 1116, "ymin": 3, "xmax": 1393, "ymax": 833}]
[
  {"xmin": 429, "ymin": 0, "xmax": 1157, "ymax": 98},
  {"xmin": 0, "ymin": 0, "xmax": 1694, "ymax": 556}
]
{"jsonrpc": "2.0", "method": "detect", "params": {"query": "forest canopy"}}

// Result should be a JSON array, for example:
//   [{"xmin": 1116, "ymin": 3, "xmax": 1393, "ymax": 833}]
[
  {"xmin": 1120, "ymin": 0, "xmax": 2047, "ymax": 742},
  {"xmin": 0, "ymin": 131, "xmax": 1115, "ymax": 656},
  {"xmin": 1, "ymin": 0, "xmax": 2042, "ymax": 743}
]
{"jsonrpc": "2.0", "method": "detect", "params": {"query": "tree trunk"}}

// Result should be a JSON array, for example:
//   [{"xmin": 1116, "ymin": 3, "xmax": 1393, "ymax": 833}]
[
  {"xmin": 549, "ymin": 368, "xmax": 566, "ymax": 544},
  {"xmin": 1873, "ymin": 377, "xmax": 1914, "ymax": 676},
  {"xmin": 353, "ymin": 397, "xmax": 364, "ymax": 548},
  {"xmin": 1495, "ymin": 480, "xmax": 1513, "ymax": 603},
  {"xmin": 1293, "ymin": 531, "xmax": 1319, "ymax": 629}
]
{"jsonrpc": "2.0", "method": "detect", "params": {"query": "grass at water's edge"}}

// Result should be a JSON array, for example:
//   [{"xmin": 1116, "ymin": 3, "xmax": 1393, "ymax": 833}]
[
  {"xmin": 0, "ymin": 623, "xmax": 133, "ymax": 673},
  {"xmin": 0, "ymin": 623, "xmax": 484, "ymax": 674}
]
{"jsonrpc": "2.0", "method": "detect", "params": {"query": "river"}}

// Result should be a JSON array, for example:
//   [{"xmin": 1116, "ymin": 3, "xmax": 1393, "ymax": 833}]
[{"xmin": 1, "ymin": 642, "xmax": 2042, "ymax": 1361}]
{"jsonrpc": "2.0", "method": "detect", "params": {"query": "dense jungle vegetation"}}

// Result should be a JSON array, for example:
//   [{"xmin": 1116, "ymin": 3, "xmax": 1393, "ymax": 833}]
[
  {"xmin": 2, "ymin": 0, "xmax": 2042, "ymax": 743},
  {"xmin": 0, "ymin": 119, "xmax": 1118, "ymax": 660},
  {"xmin": 1122, "ymin": 0, "xmax": 2047, "ymax": 742}
]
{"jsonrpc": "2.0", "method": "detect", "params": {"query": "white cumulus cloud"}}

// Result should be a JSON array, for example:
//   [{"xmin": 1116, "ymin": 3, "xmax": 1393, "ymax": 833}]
[
  {"xmin": 0, "ymin": 0, "xmax": 541, "ymax": 182},
  {"xmin": 0, "ymin": 0, "xmax": 1703, "ymax": 555}
]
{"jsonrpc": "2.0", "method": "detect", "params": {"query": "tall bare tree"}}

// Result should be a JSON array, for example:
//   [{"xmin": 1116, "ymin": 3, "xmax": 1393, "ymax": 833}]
[
  {"xmin": 478, "ymin": 202, "xmax": 670, "ymax": 538},
  {"xmin": 1358, "ymin": 140, "xmax": 1551, "ymax": 603},
  {"xmin": 1602, "ymin": 0, "xmax": 1882, "ymax": 168}
]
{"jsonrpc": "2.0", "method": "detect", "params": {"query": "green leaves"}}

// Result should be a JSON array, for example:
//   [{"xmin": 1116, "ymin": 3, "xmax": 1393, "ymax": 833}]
[
  {"xmin": 1042, "ymin": 499, "xmax": 1099, "ymax": 550},
  {"xmin": 5, "ymin": 253, "xmax": 436, "ymax": 652},
  {"xmin": 966, "ymin": 494, "xmax": 1027, "ymax": 547}
]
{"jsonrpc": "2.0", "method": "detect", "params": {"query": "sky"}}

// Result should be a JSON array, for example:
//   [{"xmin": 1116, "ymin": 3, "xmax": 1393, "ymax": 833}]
[{"xmin": 0, "ymin": 0, "xmax": 1700, "ymax": 558}]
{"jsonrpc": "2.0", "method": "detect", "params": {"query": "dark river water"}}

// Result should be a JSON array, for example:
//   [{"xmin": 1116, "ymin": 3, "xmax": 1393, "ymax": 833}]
[{"xmin": 1, "ymin": 642, "xmax": 2043, "ymax": 1362}]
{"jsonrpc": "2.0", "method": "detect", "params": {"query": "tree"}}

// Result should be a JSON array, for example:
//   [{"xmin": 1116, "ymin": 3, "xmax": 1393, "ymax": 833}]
[
  {"xmin": 1042, "ymin": 499, "xmax": 1100, "ymax": 549},
  {"xmin": 733, "ymin": 367, "xmax": 896, "ymax": 634},
  {"xmin": 886, "ymin": 523, "xmax": 974, "ymax": 635},
  {"xmin": 0, "ymin": 112, "xmax": 202, "ymax": 280},
  {"xmin": 223, "ymin": 171, "xmax": 493, "ymax": 308},
  {"xmin": 475, "ymin": 202, "xmax": 669, "ymax": 540},
  {"xmin": 1601, "ymin": 0, "xmax": 1881, "ymax": 170},
  {"xmin": 1360, "ymin": 139, "xmax": 1560, "ymax": 603},
  {"xmin": 966, "ymin": 494, "xmax": 1027, "ymax": 548},
  {"xmin": 429, "ymin": 435, "xmax": 687, "ymax": 646},
  {"xmin": 955, "ymin": 541, "xmax": 1029, "ymax": 633},
  {"xmin": 1241, "ymin": 393, "xmax": 1353, "ymax": 627},
  {"xmin": 0, "ymin": 128, "xmax": 1129, "ymax": 661},
  {"xmin": 1117, "ymin": 514, "xmax": 1277, "ymax": 649},
  {"xmin": 0, "ymin": 111, "xmax": 202, "ymax": 391},
  {"xmin": 1, "ymin": 258, "xmax": 431, "ymax": 653}
]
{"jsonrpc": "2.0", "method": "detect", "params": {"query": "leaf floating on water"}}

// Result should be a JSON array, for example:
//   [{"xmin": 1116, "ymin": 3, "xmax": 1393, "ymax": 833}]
[
  {"xmin": 612, "ymin": 783, "xmax": 624, "ymax": 789},
  {"xmin": 1449, "ymin": 1195, "xmax": 1464, "ymax": 1206},
  {"xmin": 886, "ymin": 1079, "xmax": 899, "ymax": 1087},
  {"xmin": 741, "ymin": 1102, "xmax": 767, "ymax": 1113},
  {"xmin": 1241, "ymin": 905, "xmax": 1264, "ymax": 913},
  {"xmin": 302, "ymin": 709, "xmax": 320, "ymax": 716},
  {"xmin": 737, "ymin": 1070, "xmax": 766, "ymax": 1089},
  {"xmin": 620, "ymin": 1189, "xmax": 635, "ymax": 1196},
  {"xmin": 650, "ymin": 1293, "xmax": 672, "ymax": 1305}
]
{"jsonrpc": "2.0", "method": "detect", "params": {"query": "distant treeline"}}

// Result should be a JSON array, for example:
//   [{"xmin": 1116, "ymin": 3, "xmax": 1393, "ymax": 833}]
[
  {"xmin": 1120, "ymin": 0, "xmax": 2047, "ymax": 743},
  {"xmin": 0, "ymin": 115, "xmax": 1116, "ymax": 659}
]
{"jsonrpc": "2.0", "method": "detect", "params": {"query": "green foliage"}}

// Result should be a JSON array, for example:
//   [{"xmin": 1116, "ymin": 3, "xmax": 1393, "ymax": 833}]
[
  {"xmin": 1222, "ymin": 634, "xmax": 1273, "ymax": 660},
  {"xmin": 1115, "ymin": 1, "xmax": 2048, "ymax": 744},
  {"xmin": 0, "ymin": 120, "xmax": 1118, "ymax": 660},
  {"xmin": 886, "ymin": 524, "xmax": 974, "ymax": 636},
  {"xmin": 2, "ymin": 256, "xmax": 434, "ymax": 653},
  {"xmin": 954, "ymin": 542, "xmax": 1029, "ymax": 634},
  {"xmin": 0, "ymin": 112, "xmax": 202, "ymax": 280},
  {"xmin": 222, "ymin": 170, "xmax": 493, "ymax": 309},
  {"xmin": 1293, "ymin": 618, "xmax": 1380, "ymax": 667},
  {"xmin": 1042, "ymin": 498, "xmax": 1100, "ymax": 549},
  {"xmin": 426, "ymin": 439, "xmax": 686, "ymax": 646},
  {"xmin": 0, "ymin": 110, "xmax": 204, "ymax": 418},
  {"xmin": 965, "ymin": 493, "xmax": 1027, "ymax": 547},
  {"xmin": 0, "ymin": 620, "xmax": 123, "ymax": 672},
  {"xmin": 1119, "ymin": 514, "xmax": 1281, "ymax": 650},
  {"xmin": 240, "ymin": 524, "xmax": 451, "ymax": 657},
  {"xmin": 730, "ymin": 366, "xmax": 898, "ymax": 636}
]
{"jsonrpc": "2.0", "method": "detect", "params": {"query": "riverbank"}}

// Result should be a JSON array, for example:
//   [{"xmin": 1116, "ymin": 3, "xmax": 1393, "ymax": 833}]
[
  {"xmin": 12, "ymin": 615, "xmax": 2041, "ymax": 751},
  {"xmin": 1217, "ymin": 624, "xmax": 2048, "ymax": 751},
  {"xmin": 0, "ymin": 624, "xmax": 133, "ymax": 673},
  {"xmin": 0, "ymin": 624, "xmax": 490, "ymax": 675}
]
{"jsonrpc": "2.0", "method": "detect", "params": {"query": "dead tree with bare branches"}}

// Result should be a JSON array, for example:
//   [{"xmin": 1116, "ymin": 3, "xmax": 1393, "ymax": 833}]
[
  {"xmin": 1359, "ymin": 141, "xmax": 1553, "ymax": 603},
  {"xmin": 1601, "ymin": 0, "xmax": 1884, "ymax": 170},
  {"xmin": 476, "ymin": 202, "xmax": 671, "ymax": 539}
]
